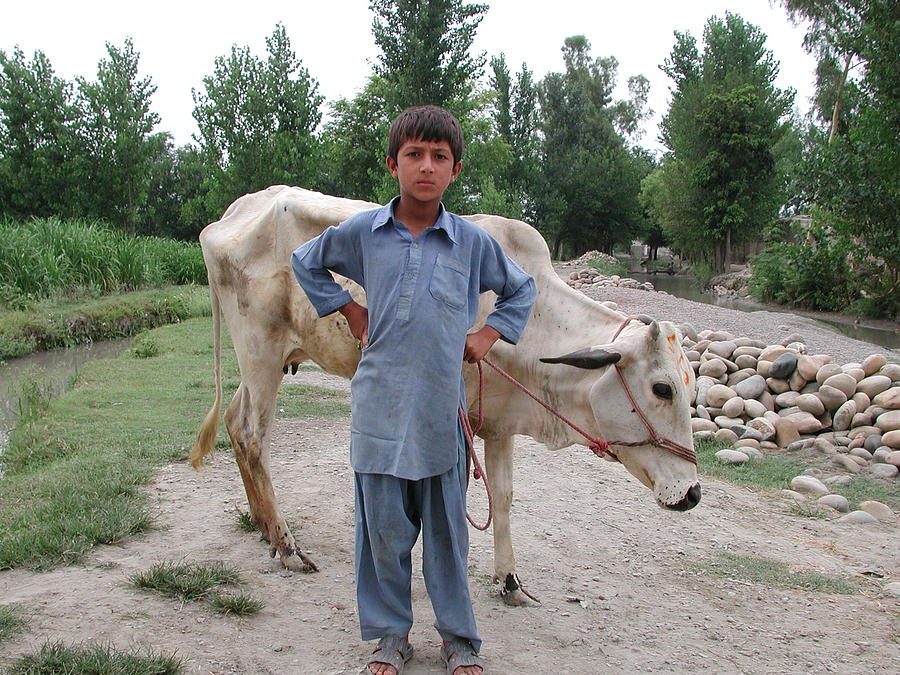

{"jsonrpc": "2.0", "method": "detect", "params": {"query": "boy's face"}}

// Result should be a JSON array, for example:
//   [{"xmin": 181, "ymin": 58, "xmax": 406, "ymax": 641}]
[{"xmin": 386, "ymin": 137, "xmax": 462, "ymax": 209}]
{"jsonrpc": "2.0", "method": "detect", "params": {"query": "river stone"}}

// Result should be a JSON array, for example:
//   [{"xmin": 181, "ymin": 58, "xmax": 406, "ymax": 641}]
[
  {"xmin": 746, "ymin": 417, "xmax": 775, "ymax": 441},
  {"xmin": 848, "ymin": 367, "xmax": 868, "ymax": 383},
  {"xmin": 872, "ymin": 448, "xmax": 891, "ymax": 463},
  {"xmin": 742, "ymin": 446, "xmax": 764, "ymax": 460},
  {"xmin": 876, "ymin": 428, "xmax": 900, "ymax": 447},
  {"xmin": 707, "ymin": 384, "xmax": 737, "ymax": 408},
  {"xmin": 756, "ymin": 360, "xmax": 772, "ymax": 377},
  {"xmin": 832, "ymin": 435, "xmax": 851, "ymax": 446},
  {"xmin": 873, "ymin": 388, "xmax": 900, "ymax": 410},
  {"xmin": 685, "ymin": 350, "xmax": 701, "ymax": 362},
  {"xmin": 767, "ymin": 377, "xmax": 791, "ymax": 394},
  {"xmin": 836, "ymin": 510, "xmax": 878, "ymax": 524},
  {"xmin": 722, "ymin": 396, "xmax": 744, "ymax": 418},
  {"xmin": 706, "ymin": 330, "xmax": 735, "ymax": 342},
  {"xmin": 797, "ymin": 354, "xmax": 831, "ymax": 380},
  {"xmin": 715, "ymin": 449, "xmax": 749, "ymax": 465},
  {"xmin": 851, "ymin": 412, "xmax": 873, "ymax": 428},
  {"xmin": 785, "ymin": 341, "xmax": 807, "ymax": 354},
  {"xmin": 730, "ymin": 374, "xmax": 765, "ymax": 400},
  {"xmin": 884, "ymin": 582, "xmax": 900, "ymax": 597},
  {"xmin": 849, "ymin": 447, "xmax": 873, "ymax": 461},
  {"xmin": 726, "ymin": 368, "xmax": 756, "ymax": 388},
  {"xmin": 823, "ymin": 373, "xmax": 858, "ymax": 398},
  {"xmin": 714, "ymin": 415, "xmax": 743, "ymax": 429},
  {"xmin": 759, "ymin": 346, "xmax": 796, "ymax": 362},
  {"xmin": 803, "ymin": 467, "xmax": 824, "ymax": 478},
  {"xmin": 832, "ymin": 400, "xmax": 857, "ymax": 431},
  {"xmin": 761, "ymin": 440, "xmax": 778, "ymax": 450},
  {"xmin": 851, "ymin": 392, "xmax": 871, "ymax": 410},
  {"xmin": 733, "ymin": 354, "xmax": 757, "ymax": 370},
  {"xmin": 856, "ymin": 375, "xmax": 891, "ymax": 399},
  {"xmin": 817, "ymin": 385, "xmax": 848, "ymax": 411},
  {"xmin": 816, "ymin": 363, "xmax": 843, "ymax": 384},
  {"xmin": 832, "ymin": 455, "xmax": 861, "ymax": 473},
  {"xmin": 774, "ymin": 391, "xmax": 800, "ymax": 409},
  {"xmin": 795, "ymin": 393, "xmax": 825, "ymax": 416},
  {"xmin": 817, "ymin": 494, "xmax": 850, "ymax": 513},
  {"xmin": 787, "ymin": 438, "xmax": 813, "ymax": 452},
  {"xmin": 800, "ymin": 382, "xmax": 821, "ymax": 395},
  {"xmin": 695, "ymin": 405, "xmax": 711, "ymax": 421},
  {"xmin": 778, "ymin": 406, "xmax": 801, "ymax": 417},
  {"xmin": 715, "ymin": 428, "xmax": 739, "ymax": 445},
  {"xmin": 734, "ymin": 438, "xmax": 760, "ymax": 449},
  {"xmin": 888, "ymin": 450, "xmax": 900, "ymax": 466},
  {"xmin": 694, "ymin": 339, "xmax": 711, "ymax": 353},
  {"xmin": 848, "ymin": 425, "xmax": 879, "ymax": 440},
  {"xmin": 862, "ymin": 433, "xmax": 883, "ymax": 452},
  {"xmin": 733, "ymin": 346, "xmax": 762, "ymax": 358},
  {"xmin": 781, "ymin": 489, "xmax": 806, "ymax": 501},
  {"xmin": 758, "ymin": 391, "xmax": 776, "ymax": 412},
  {"xmin": 875, "ymin": 409, "xmax": 900, "ymax": 432},
  {"xmin": 861, "ymin": 353, "xmax": 887, "ymax": 377},
  {"xmin": 763, "ymin": 411, "xmax": 781, "ymax": 427},
  {"xmin": 699, "ymin": 358, "xmax": 728, "ymax": 378},
  {"xmin": 691, "ymin": 418, "xmax": 718, "ymax": 433},
  {"xmin": 785, "ymin": 411, "xmax": 822, "ymax": 434},
  {"xmin": 769, "ymin": 353, "xmax": 799, "ymax": 379},
  {"xmin": 858, "ymin": 501, "xmax": 895, "ymax": 521},
  {"xmin": 790, "ymin": 475, "xmax": 829, "ymax": 495},
  {"xmin": 814, "ymin": 438, "xmax": 837, "ymax": 455},
  {"xmin": 743, "ymin": 399, "xmax": 766, "ymax": 419},
  {"xmin": 878, "ymin": 364, "xmax": 900, "ymax": 381},
  {"xmin": 694, "ymin": 376, "xmax": 718, "ymax": 407},
  {"xmin": 789, "ymin": 369, "xmax": 807, "ymax": 392},
  {"xmin": 693, "ymin": 430, "xmax": 715, "ymax": 441},
  {"xmin": 707, "ymin": 340, "xmax": 737, "ymax": 359},
  {"xmin": 822, "ymin": 476, "xmax": 851, "ymax": 487},
  {"xmin": 737, "ymin": 426, "xmax": 765, "ymax": 442},
  {"xmin": 775, "ymin": 418, "xmax": 801, "ymax": 447},
  {"xmin": 870, "ymin": 463, "xmax": 899, "ymax": 479}
]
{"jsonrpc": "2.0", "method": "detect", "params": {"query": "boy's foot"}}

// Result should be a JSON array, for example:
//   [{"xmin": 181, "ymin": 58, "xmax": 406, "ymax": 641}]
[
  {"xmin": 367, "ymin": 635, "xmax": 413, "ymax": 675},
  {"xmin": 440, "ymin": 638, "xmax": 483, "ymax": 674}
]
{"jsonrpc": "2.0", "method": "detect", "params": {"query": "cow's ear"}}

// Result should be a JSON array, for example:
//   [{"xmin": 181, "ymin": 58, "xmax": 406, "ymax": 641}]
[{"xmin": 540, "ymin": 348, "xmax": 622, "ymax": 370}]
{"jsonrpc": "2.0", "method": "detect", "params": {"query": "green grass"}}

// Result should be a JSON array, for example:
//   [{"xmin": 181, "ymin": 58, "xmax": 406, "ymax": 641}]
[
  {"xmin": 0, "ymin": 317, "xmax": 350, "ymax": 571},
  {"xmin": 6, "ymin": 641, "xmax": 181, "ymax": 675},
  {"xmin": 692, "ymin": 551, "xmax": 861, "ymax": 595},
  {"xmin": 235, "ymin": 509, "xmax": 258, "ymax": 532},
  {"xmin": 587, "ymin": 257, "xmax": 628, "ymax": 277},
  {"xmin": 276, "ymin": 383, "xmax": 350, "ymax": 418},
  {"xmin": 129, "ymin": 561, "xmax": 242, "ymax": 602},
  {"xmin": 0, "ymin": 285, "xmax": 211, "ymax": 361},
  {"xmin": 0, "ymin": 603, "xmax": 27, "ymax": 643},
  {"xmin": 207, "ymin": 591, "xmax": 265, "ymax": 616}
]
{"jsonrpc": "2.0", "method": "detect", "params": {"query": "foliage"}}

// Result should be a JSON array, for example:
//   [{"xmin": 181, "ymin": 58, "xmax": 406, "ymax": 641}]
[
  {"xmin": 693, "ymin": 551, "xmax": 861, "ymax": 594},
  {"xmin": 7, "ymin": 641, "xmax": 182, "ymax": 675},
  {"xmin": 129, "ymin": 561, "xmax": 242, "ymax": 601},
  {"xmin": 0, "ymin": 603, "xmax": 27, "ymax": 643},
  {"xmin": 586, "ymin": 257, "xmax": 627, "ymax": 277},
  {"xmin": 207, "ymin": 591, "xmax": 265, "ymax": 616},
  {"xmin": 651, "ymin": 13, "xmax": 794, "ymax": 273}
]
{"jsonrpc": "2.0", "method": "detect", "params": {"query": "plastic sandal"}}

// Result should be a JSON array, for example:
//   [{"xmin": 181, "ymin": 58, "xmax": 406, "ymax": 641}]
[
  {"xmin": 440, "ymin": 637, "xmax": 483, "ymax": 674},
  {"xmin": 367, "ymin": 635, "xmax": 413, "ymax": 674}
]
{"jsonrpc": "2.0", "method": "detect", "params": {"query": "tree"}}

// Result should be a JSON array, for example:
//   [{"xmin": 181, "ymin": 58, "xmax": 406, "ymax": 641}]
[
  {"xmin": 653, "ymin": 13, "xmax": 794, "ymax": 273},
  {"xmin": 190, "ymin": 24, "xmax": 323, "ymax": 224}
]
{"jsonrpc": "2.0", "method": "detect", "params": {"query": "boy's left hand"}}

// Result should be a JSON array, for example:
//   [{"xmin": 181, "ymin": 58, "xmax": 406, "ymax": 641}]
[{"xmin": 463, "ymin": 326, "xmax": 502, "ymax": 363}]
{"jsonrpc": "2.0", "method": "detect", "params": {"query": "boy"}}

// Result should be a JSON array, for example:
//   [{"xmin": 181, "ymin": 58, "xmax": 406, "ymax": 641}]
[{"xmin": 292, "ymin": 105, "xmax": 536, "ymax": 675}]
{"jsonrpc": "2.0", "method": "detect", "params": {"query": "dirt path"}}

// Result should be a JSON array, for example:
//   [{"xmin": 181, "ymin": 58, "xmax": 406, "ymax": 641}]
[{"xmin": 1, "ymin": 360, "xmax": 898, "ymax": 674}]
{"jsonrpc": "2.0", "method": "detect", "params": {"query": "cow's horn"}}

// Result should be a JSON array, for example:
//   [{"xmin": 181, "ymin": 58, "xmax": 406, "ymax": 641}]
[
  {"xmin": 540, "ymin": 348, "xmax": 622, "ymax": 370},
  {"xmin": 636, "ymin": 314, "xmax": 654, "ymax": 325},
  {"xmin": 649, "ymin": 319, "xmax": 660, "ymax": 340}
]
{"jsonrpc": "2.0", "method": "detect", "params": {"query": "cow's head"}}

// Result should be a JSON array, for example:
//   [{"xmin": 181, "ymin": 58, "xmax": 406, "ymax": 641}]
[{"xmin": 540, "ymin": 317, "xmax": 700, "ymax": 511}]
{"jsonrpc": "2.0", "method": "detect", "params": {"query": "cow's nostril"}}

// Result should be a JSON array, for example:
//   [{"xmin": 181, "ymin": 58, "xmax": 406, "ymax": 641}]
[{"xmin": 668, "ymin": 483, "xmax": 701, "ymax": 511}]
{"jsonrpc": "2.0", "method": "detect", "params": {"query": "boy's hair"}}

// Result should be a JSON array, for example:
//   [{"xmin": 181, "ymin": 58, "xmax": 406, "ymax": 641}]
[{"xmin": 387, "ymin": 105, "xmax": 464, "ymax": 164}]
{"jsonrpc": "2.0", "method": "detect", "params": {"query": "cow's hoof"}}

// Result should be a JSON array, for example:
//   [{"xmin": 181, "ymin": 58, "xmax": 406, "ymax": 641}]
[
  {"xmin": 498, "ymin": 573, "xmax": 540, "ymax": 606},
  {"xmin": 282, "ymin": 552, "xmax": 318, "ymax": 573}
]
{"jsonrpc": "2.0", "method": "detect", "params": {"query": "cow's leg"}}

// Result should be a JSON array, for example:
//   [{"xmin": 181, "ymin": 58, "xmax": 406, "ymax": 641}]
[
  {"xmin": 224, "ymin": 356, "xmax": 317, "ymax": 572},
  {"xmin": 484, "ymin": 435, "xmax": 537, "ymax": 606}
]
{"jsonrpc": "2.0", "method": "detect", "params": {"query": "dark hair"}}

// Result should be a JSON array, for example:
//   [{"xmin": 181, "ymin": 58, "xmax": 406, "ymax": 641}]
[{"xmin": 387, "ymin": 105, "xmax": 464, "ymax": 164}]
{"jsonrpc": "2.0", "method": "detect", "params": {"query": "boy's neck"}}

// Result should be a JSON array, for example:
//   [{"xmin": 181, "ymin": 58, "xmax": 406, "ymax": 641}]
[{"xmin": 393, "ymin": 196, "xmax": 441, "ymax": 238}]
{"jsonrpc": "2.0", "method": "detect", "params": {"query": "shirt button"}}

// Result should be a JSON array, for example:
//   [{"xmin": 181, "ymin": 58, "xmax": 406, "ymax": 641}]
[{"xmin": 412, "ymin": 243, "xmax": 418, "ymax": 248}]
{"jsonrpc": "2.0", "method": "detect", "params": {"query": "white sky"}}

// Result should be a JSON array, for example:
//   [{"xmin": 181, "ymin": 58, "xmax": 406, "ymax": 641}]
[{"xmin": 2, "ymin": 0, "xmax": 815, "ymax": 153}]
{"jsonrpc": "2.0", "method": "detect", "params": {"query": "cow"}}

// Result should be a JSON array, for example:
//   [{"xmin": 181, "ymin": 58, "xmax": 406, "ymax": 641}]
[{"xmin": 192, "ymin": 185, "xmax": 700, "ymax": 605}]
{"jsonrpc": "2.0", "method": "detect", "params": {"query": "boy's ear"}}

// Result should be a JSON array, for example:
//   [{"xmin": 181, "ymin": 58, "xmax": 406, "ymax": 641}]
[
  {"xmin": 450, "ymin": 161, "xmax": 462, "ymax": 182},
  {"xmin": 386, "ymin": 155, "xmax": 398, "ymax": 177}
]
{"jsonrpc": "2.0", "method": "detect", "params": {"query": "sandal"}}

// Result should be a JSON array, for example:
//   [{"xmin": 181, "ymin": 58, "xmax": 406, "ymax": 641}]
[
  {"xmin": 440, "ymin": 637, "xmax": 483, "ymax": 674},
  {"xmin": 367, "ymin": 635, "xmax": 413, "ymax": 674}
]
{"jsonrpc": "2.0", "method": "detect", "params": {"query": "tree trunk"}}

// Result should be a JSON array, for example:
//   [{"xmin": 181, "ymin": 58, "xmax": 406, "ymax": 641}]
[
  {"xmin": 724, "ymin": 228, "xmax": 732, "ymax": 273},
  {"xmin": 829, "ymin": 54, "xmax": 853, "ymax": 145}
]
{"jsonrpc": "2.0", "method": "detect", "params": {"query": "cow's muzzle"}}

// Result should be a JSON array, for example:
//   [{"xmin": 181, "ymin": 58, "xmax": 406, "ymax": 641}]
[{"xmin": 666, "ymin": 483, "xmax": 701, "ymax": 511}]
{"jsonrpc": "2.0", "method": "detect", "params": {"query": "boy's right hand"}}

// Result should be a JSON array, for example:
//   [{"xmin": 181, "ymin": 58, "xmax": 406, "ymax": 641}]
[{"xmin": 339, "ymin": 300, "xmax": 369, "ymax": 349}]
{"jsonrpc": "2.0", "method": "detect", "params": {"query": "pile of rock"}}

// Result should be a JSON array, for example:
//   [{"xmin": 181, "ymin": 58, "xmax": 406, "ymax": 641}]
[
  {"xmin": 558, "ymin": 250, "xmax": 620, "ymax": 268},
  {"xmin": 567, "ymin": 268, "xmax": 655, "ymax": 291},
  {"xmin": 681, "ymin": 328, "xmax": 899, "ymax": 519}
]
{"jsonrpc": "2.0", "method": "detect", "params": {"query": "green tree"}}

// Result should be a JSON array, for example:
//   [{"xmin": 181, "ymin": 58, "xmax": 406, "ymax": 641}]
[
  {"xmin": 190, "ymin": 23, "xmax": 323, "ymax": 224},
  {"xmin": 654, "ymin": 13, "xmax": 793, "ymax": 273}
]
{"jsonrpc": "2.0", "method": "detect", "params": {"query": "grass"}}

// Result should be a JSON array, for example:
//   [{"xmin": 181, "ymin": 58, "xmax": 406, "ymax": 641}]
[
  {"xmin": 130, "ymin": 561, "xmax": 264, "ymax": 616},
  {"xmin": 0, "ymin": 603, "xmax": 27, "ymax": 643},
  {"xmin": 6, "ymin": 641, "xmax": 182, "ymax": 675},
  {"xmin": 693, "ymin": 551, "xmax": 861, "ymax": 595},
  {"xmin": 207, "ymin": 592, "xmax": 265, "ymax": 616},
  {"xmin": 0, "ymin": 285, "xmax": 211, "ymax": 361},
  {"xmin": 276, "ymin": 383, "xmax": 350, "ymax": 418},
  {"xmin": 587, "ymin": 257, "xmax": 628, "ymax": 277},
  {"xmin": 0, "ymin": 317, "xmax": 350, "ymax": 571},
  {"xmin": 235, "ymin": 509, "xmax": 258, "ymax": 532}
]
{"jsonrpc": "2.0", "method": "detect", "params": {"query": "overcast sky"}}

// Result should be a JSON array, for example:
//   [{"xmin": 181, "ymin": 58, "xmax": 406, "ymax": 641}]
[{"xmin": 2, "ymin": 0, "xmax": 814, "ymax": 153}]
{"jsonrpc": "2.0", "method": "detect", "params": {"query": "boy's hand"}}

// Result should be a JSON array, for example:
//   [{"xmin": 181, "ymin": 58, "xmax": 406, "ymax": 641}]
[
  {"xmin": 463, "ymin": 326, "xmax": 501, "ymax": 363},
  {"xmin": 339, "ymin": 300, "xmax": 369, "ymax": 349}
]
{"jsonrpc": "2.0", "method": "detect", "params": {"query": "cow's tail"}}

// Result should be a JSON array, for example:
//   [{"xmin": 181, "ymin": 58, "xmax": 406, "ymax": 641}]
[{"xmin": 191, "ymin": 285, "xmax": 223, "ymax": 469}]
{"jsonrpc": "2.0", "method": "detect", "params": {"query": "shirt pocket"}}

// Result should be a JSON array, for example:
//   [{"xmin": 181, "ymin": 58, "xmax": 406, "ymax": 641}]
[{"xmin": 429, "ymin": 254, "xmax": 469, "ymax": 310}]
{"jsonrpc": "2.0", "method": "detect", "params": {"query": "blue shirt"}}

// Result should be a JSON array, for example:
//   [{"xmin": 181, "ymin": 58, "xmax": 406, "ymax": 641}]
[{"xmin": 291, "ymin": 198, "xmax": 536, "ymax": 480}]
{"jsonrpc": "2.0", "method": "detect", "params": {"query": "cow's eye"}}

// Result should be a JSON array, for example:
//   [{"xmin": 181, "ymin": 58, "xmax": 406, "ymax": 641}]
[{"xmin": 652, "ymin": 382, "xmax": 673, "ymax": 400}]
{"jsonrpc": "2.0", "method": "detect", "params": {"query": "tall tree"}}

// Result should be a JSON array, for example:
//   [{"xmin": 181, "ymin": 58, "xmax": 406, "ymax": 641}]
[
  {"xmin": 654, "ymin": 13, "xmax": 793, "ymax": 273},
  {"xmin": 190, "ymin": 24, "xmax": 323, "ymax": 224}
]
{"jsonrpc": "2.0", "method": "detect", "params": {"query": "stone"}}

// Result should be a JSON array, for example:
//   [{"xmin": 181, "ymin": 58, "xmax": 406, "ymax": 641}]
[
  {"xmin": 823, "ymin": 475, "xmax": 853, "ymax": 486},
  {"xmin": 851, "ymin": 392, "xmax": 871, "ymax": 410},
  {"xmin": 849, "ymin": 448, "xmax": 873, "ymax": 461},
  {"xmin": 707, "ymin": 340, "xmax": 737, "ymax": 359},
  {"xmin": 726, "ymin": 369, "xmax": 756, "ymax": 387},
  {"xmin": 722, "ymin": 397, "xmax": 744, "ymax": 418},
  {"xmin": 758, "ymin": 391, "xmax": 776, "ymax": 412},
  {"xmin": 734, "ymin": 438, "xmax": 760, "ymax": 449},
  {"xmin": 881, "ymin": 429, "xmax": 900, "ymax": 449},
  {"xmin": 872, "ymin": 387, "xmax": 900, "ymax": 410},
  {"xmin": 832, "ymin": 435, "xmax": 851, "ymax": 446},
  {"xmin": 822, "ymin": 373, "xmax": 858, "ymax": 398},
  {"xmin": 888, "ymin": 450, "xmax": 900, "ymax": 466},
  {"xmin": 795, "ymin": 393, "xmax": 825, "ymax": 416},
  {"xmin": 694, "ymin": 339, "xmax": 711, "ymax": 353},
  {"xmin": 851, "ymin": 412, "xmax": 873, "ymax": 428},
  {"xmin": 744, "ymin": 399, "xmax": 767, "ymax": 419},
  {"xmin": 878, "ymin": 364, "xmax": 900, "ymax": 381},
  {"xmin": 775, "ymin": 418, "xmax": 801, "ymax": 447},
  {"xmin": 691, "ymin": 418, "xmax": 719, "ymax": 433},
  {"xmin": 737, "ymin": 426, "xmax": 765, "ymax": 442},
  {"xmin": 758, "ymin": 345, "xmax": 795, "ymax": 362},
  {"xmin": 714, "ymin": 416, "xmax": 743, "ymax": 429},
  {"xmin": 861, "ymin": 353, "xmax": 887, "ymax": 377},
  {"xmin": 678, "ymin": 322, "xmax": 699, "ymax": 341},
  {"xmin": 734, "ymin": 354, "xmax": 758, "ymax": 370},
  {"xmin": 846, "ymin": 367, "xmax": 867, "ymax": 383},
  {"xmin": 836, "ymin": 511, "xmax": 878, "ymax": 524},
  {"xmin": 746, "ymin": 417, "xmax": 775, "ymax": 441},
  {"xmin": 698, "ymin": 358, "xmax": 728, "ymax": 378},
  {"xmin": 789, "ymin": 369, "xmax": 807, "ymax": 392},
  {"xmin": 832, "ymin": 455, "xmax": 861, "ymax": 473},
  {"xmin": 785, "ymin": 411, "xmax": 822, "ymax": 434},
  {"xmin": 769, "ymin": 352, "xmax": 798, "ymax": 379},
  {"xmin": 817, "ymin": 494, "xmax": 850, "ymax": 513},
  {"xmin": 756, "ymin": 360, "xmax": 772, "ymax": 377},
  {"xmin": 742, "ymin": 446, "xmax": 764, "ymax": 460},
  {"xmin": 800, "ymin": 382, "xmax": 820, "ymax": 394},
  {"xmin": 872, "ymin": 448, "xmax": 891, "ymax": 463},
  {"xmin": 848, "ymin": 425, "xmax": 880, "ymax": 440},
  {"xmin": 695, "ymin": 405, "xmax": 711, "ymax": 420},
  {"xmin": 816, "ymin": 363, "xmax": 843, "ymax": 384},
  {"xmin": 858, "ymin": 500, "xmax": 895, "ymax": 521},
  {"xmin": 732, "ymin": 345, "xmax": 762, "ymax": 357},
  {"xmin": 775, "ymin": 391, "xmax": 801, "ymax": 409},
  {"xmin": 884, "ymin": 582, "xmax": 900, "ymax": 598},
  {"xmin": 706, "ymin": 384, "xmax": 737, "ymax": 408},
  {"xmin": 763, "ymin": 410, "xmax": 781, "ymax": 425},
  {"xmin": 863, "ymin": 434, "xmax": 883, "ymax": 452},
  {"xmin": 707, "ymin": 330, "xmax": 735, "ymax": 342},
  {"xmin": 685, "ymin": 350, "xmax": 701, "ymax": 362},
  {"xmin": 848, "ymin": 437, "xmax": 865, "ymax": 450},
  {"xmin": 832, "ymin": 400, "xmax": 857, "ymax": 432},
  {"xmin": 760, "ymin": 440, "xmax": 778, "ymax": 450},
  {"xmin": 790, "ymin": 475, "xmax": 829, "ymax": 495},
  {"xmin": 693, "ymin": 430, "xmax": 715, "ymax": 441},
  {"xmin": 715, "ymin": 449, "xmax": 750, "ymax": 465},
  {"xmin": 781, "ymin": 489, "xmax": 806, "ymax": 501},
  {"xmin": 694, "ymin": 376, "xmax": 718, "ymax": 407},
  {"xmin": 787, "ymin": 438, "xmax": 813, "ymax": 452},
  {"xmin": 817, "ymin": 385, "xmax": 848, "ymax": 411},
  {"xmin": 813, "ymin": 438, "xmax": 837, "ymax": 455},
  {"xmin": 797, "ymin": 354, "xmax": 831, "ymax": 380},
  {"xmin": 767, "ymin": 378, "xmax": 791, "ymax": 395},
  {"xmin": 714, "ymin": 428, "xmax": 739, "ymax": 445},
  {"xmin": 785, "ymin": 341, "xmax": 807, "ymax": 354},
  {"xmin": 876, "ymin": 409, "xmax": 900, "ymax": 432},
  {"xmin": 870, "ymin": 463, "xmax": 898, "ymax": 479},
  {"xmin": 856, "ymin": 375, "xmax": 892, "ymax": 399}
]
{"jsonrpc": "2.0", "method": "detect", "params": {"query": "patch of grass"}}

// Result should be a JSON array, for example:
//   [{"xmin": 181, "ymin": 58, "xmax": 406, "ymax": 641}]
[
  {"xmin": 696, "ymin": 438, "xmax": 807, "ymax": 490},
  {"xmin": 0, "ymin": 603, "xmax": 27, "ymax": 642},
  {"xmin": 235, "ymin": 509, "xmax": 258, "ymax": 532},
  {"xmin": 7, "ymin": 640, "xmax": 181, "ymax": 675},
  {"xmin": 130, "ymin": 561, "xmax": 241, "ymax": 602},
  {"xmin": 786, "ymin": 500, "xmax": 831, "ymax": 519},
  {"xmin": 10, "ymin": 368, "xmax": 53, "ymax": 421},
  {"xmin": 828, "ymin": 475, "xmax": 900, "ymax": 512},
  {"xmin": 693, "ymin": 551, "xmax": 861, "ymax": 595},
  {"xmin": 276, "ymin": 383, "xmax": 350, "ymax": 418},
  {"xmin": 587, "ymin": 257, "xmax": 627, "ymax": 277},
  {"xmin": 129, "ymin": 336, "xmax": 162, "ymax": 359},
  {"xmin": 208, "ymin": 591, "xmax": 265, "ymax": 616}
]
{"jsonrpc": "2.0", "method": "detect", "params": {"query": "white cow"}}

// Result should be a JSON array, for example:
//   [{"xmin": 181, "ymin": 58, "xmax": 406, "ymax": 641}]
[{"xmin": 192, "ymin": 185, "xmax": 700, "ymax": 605}]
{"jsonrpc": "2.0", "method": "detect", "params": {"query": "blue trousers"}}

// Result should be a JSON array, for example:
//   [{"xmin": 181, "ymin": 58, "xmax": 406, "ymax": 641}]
[{"xmin": 354, "ymin": 424, "xmax": 481, "ymax": 652}]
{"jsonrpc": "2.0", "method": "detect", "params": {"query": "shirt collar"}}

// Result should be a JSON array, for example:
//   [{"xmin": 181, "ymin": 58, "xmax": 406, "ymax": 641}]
[{"xmin": 372, "ymin": 196, "xmax": 459, "ymax": 245}]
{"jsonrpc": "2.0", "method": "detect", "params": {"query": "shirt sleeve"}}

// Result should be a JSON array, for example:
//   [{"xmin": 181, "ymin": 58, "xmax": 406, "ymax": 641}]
[
  {"xmin": 291, "ymin": 221, "xmax": 364, "ymax": 318},
  {"xmin": 478, "ymin": 235, "xmax": 537, "ymax": 344}
]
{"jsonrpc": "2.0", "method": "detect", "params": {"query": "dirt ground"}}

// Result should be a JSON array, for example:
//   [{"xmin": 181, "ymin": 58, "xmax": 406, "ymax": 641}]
[{"xmin": 1, "ymin": 356, "xmax": 898, "ymax": 675}]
